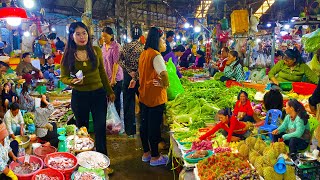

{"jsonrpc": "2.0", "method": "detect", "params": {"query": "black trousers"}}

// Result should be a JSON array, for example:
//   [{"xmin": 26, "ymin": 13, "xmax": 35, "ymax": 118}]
[
  {"xmin": 242, "ymin": 115, "xmax": 255, "ymax": 123},
  {"xmin": 123, "ymin": 71, "xmax": 139, "ymax": 135},
  {"xmin": 140, "ymin": 103, "xmax": 165, "ymax": 157},
  {"xmin": 112, "ymin": 80, "xmax": 123, "ymax": 116},
  {"xmin": 273, "ymin": 133, "xmax": 309, "ymax": 154},
  {"xmin": 220, "ymin": 76, "xmax": 231, "ymax": 82},
  {"xmin": 71, "ymin": 88, "xmax": 108, "ymax": 155},
  {"xmin": 40, "ymin": 122, "xmax": 59, "ymax": 147},
  {"xmin": 0, "ymin": 174, "xmax": 9, "ymax": 180}
]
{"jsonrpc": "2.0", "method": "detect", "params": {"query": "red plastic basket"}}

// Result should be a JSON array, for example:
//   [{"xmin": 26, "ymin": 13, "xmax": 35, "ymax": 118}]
[
  {"xmin": 34, "ymin": 145, "xmax": 57, "ymax": 160},
  {"xmin": 32, "ymin": 168, "xmax": 65, "ymax": 180},
  {"xmin": 292, "ymin": 82, "xmax": 317, "ymax": 95},
  {"xmin": 9, "ymin": 155, "xmax": 43, "ymax": 180},
  {"xmin": 44, "ymin": 152, "xmax": 78, "ymax": 180}
]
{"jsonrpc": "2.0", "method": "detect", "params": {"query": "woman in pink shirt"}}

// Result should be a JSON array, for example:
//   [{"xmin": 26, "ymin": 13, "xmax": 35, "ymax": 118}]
[{"xmin": 102, "ymin": 27, "xmax": 123, "ymax": 115}]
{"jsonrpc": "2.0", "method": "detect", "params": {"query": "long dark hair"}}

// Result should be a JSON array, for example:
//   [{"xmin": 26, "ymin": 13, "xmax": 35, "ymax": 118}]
[
  {"xmin": 229, "ymin": 51, "xmax": 243, "ymax": 69},
  {"xmin": 287, "ymin": 99, "xmax": 309, "ymax": 125},
  {"xmin": 172, "ymin": 45, "xmax": 185, "ymax": 52},
  {"xmin": 217, "ymin": 108, "xmax": 232, "ymax": 117},
  {"xmin": 21, "ymin": 83, "xmax": 29, "ymax": 95},
  {"xmin": 102, "ymin": 27, "xmax": 115, "ymax": 41},
  {"xmin": 61, "ymin": 22, "xmax": 97, "ymax": 73},
  {"xmin": 144, "ymin": 27, "xmax": 164, "ymax": 51},
  {"xmin": 284, "ymin": 47, "xmax": 304, "ymax": 64},
  {"xmin": 263, "ymin": 88, "xmax": 283, "ymax": 111}
]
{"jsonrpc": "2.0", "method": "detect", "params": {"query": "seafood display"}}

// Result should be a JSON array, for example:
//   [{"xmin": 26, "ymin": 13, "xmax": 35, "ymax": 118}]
[
  {"xmin": 48, "ymin": 156, "xmax": 75, "ymax": 170},
  {"xmin": 35, "ymin": 174, "xmax": 60, "ymax": 180},
  {"xmin": 73, "ymin": 172, "xmax": 103, "ymax": 180},
  {"xmin": 77, "ymin": 151, "xmax": 110, "ymax": 169},
  {"xmin": 49, "ymin": 106, "xmax": 73, "ymax": 123},
  {"xmin": 13, "ymin": 162, "xmax": 41, "ymax": 174},
  {"xmin": 67, "ymin": 135, "xmax": 94, "ymax": 151}
]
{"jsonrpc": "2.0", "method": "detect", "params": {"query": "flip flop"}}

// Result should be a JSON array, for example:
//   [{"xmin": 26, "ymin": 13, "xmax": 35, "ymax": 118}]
[{"xmin": 150, "ymin": 155, "xmax": 169, "ymax": 166}]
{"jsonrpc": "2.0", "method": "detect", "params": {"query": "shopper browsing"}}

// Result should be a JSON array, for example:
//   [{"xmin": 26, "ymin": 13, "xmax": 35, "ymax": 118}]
[
  {"xmin": 268, "ymin": 48, "xmax": 318, "ymax": 85},
  {"xmin": 3, "ymin": 103, "xmax": 24, "ymax": 139},
  {"xmin": 119, "ymin": 26, "xmax": 144, "ymax": 137},
  {"xmin": 139, "ymin": 27, "xmax": 169, "ymax": 166},
  {"xmin": 163, "ymin": 45, "xmax": 185, "ymax": 78},
  {"xmin": 199, "ymin": 108, "xmax": 250, "ymax": 143},
  {"xmin": 60, "ymin": 22, "xmax": 115, "ymax": 173},
  {"xmin": 101, "ymin": 27, "xmax": 123, "ymax": 115},
  {"xmin": 35, "ymin": 95, "xmax": 58, "ymax": 147},
  {"xmin": 15, "ymin": 52, "xmax": 44, "ymax": 84},
  {"xmin": 0, "ymin": 121, "xmax": 18, "ymax": 180},
  {"xmin": 161, "ymin": 30, "xmax": 174, "ymax": 57},
  {"xmin": 272, "ymin": 99, "xmax": 311, "ymax": 156}
]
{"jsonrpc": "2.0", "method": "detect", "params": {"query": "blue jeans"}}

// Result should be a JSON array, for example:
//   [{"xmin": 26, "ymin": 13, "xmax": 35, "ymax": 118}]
[{"xmin": 11, "ymin": 124, "xmax": 21, "ymax": 135}]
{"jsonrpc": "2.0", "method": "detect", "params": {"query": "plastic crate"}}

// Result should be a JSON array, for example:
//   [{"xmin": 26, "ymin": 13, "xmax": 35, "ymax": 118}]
[{"xmin": 295, "ymin": 161, "xmax": 320, "ymax": 180}]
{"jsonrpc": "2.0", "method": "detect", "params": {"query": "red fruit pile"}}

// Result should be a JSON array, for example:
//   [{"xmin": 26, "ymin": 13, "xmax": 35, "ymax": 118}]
[
  {"xmin": 186, "ymin": 140, "xmax": 213, "ymax": 153},
  {"xmin": 213, "ymin": 147, "xmax": 232, "ymax": 153}
]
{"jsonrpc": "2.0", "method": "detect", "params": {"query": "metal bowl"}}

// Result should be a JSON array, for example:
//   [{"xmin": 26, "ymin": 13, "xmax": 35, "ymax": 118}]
[{"xmin": 15, "ymin": 135, "xmax": 31, "ymax": 149}]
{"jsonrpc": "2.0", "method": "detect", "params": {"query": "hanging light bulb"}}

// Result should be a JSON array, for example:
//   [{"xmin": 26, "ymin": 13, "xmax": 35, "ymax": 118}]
[
  {"xmin": 6, "ymin": 17, "xmax": 22, "ymax": 26},
  {"xmin": 176, "ymin": 35, "xmax": 181, "ymax": 40},
  {"xmin": 184, "ymin": 22, "xmax": 190, "ymax": 29},
  {"xmin": 302, "ymin": 25, "xmax": 309, "ymax": 29},
  {"xmin": 23, "ymin": 31, "xmax": 30, "ymax": 37},
  {"xmin": 23, "ymin": 0, "xmax": 35, "ymax": 9},
  {"xmin": 194, "ymin": 26, "xmax": 201, "ymax": 33},
  {"xmin": 266, "ymin": 23, "xmax": 271, "ymax": 28},
  {"xmin": 181, "ymin": 37, "xmax": 186, "ymax": 41},
  {"xmin": 51, "ymin": 27, "xmax": 56, "ymax": 32},
  {"xmin": 284, "ymin": 24, "xmax": 290, "ymax": 30}
]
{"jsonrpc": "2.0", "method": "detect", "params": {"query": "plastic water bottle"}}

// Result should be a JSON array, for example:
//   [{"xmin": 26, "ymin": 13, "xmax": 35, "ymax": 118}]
[{"xmin": 311, "ymin": 138, "xmax": 318, "ymax": 152}]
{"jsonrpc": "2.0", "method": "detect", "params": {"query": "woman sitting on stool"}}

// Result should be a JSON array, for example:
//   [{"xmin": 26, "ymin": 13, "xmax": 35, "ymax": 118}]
[
  {"xmin": 272, "ymin": 99, "xmax": 311, "ymax": 158},
  {"xmin": 233, "ymin": 90, "xmax": 255, "ymax": 123},
  {"xmin": 35, "ymin": 95, "xmax": 58, "ymax": 147}
]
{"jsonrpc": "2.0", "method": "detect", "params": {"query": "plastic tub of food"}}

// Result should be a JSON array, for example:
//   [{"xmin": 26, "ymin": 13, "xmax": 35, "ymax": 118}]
[
  {"xmin": 292, "ymin": 82, "xmax": 317, "ymax": 95},
  {"xmin": 279, "ymin": 82, "xmax": 292, "ymax": 91},
  {"xmin": 32, "ymin": 168, "xmax": 65, "ymax": 180},
  {"xmin": 34, "ymin": 145, "xmax": 57, "ymax": 160},
  {"xmin": 15, "ymin": 135, "xmax": 30, "ymax": 149},
  {"xmin": 9, "ymin": 155, "xmax": 44, "ymax": 180},
  {"xmin": 44, "ymin": 152, "xmax": 78, "ymax": 180}
]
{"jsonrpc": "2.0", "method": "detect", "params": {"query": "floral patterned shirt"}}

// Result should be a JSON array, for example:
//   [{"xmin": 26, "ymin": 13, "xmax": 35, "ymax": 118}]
[{"xmin": 0, "ymin": 137, "xmax": 11, "ymax": 173}]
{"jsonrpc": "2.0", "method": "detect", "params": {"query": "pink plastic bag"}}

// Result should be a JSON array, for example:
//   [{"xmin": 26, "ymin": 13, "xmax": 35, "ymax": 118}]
[{"xmin": 106, "ymin": 103, "xmax": 123, "ymax": 135}]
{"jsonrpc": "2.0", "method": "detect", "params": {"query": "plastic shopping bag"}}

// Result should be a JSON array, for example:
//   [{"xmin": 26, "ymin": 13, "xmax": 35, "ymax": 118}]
[
  {"xmin": 309, "ymin": 54, "xmax": 320, "ymax": 76},
  {"xmin": 166, "ymin": 58, "xmax": 184, "ymax": 100},
  {"xmin": 106, "ymin": 103, "xmax": 123, "ymax": 135}
]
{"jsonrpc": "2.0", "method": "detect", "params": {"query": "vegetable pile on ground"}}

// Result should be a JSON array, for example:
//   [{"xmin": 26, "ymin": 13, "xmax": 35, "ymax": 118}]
[
  {"xmin": 167, "ymin": 80, "xmax": 256, "ymax": 130},
  {"xmin": 197, "ymin": 152, "xmax": 259, "ymax": 180},
  {"xmin": 13, "ymin": 162, "xmax": 40, "ymax": 174}
]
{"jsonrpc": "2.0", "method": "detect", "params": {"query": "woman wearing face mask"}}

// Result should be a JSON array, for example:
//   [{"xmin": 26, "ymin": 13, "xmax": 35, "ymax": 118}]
[
  {"xmin": 163, "ymin": 45, "xmax": 185, "ymax": 78},
  {"xmin": 101, "ymin": 27, "xmax": 123, "ymax": 115},
  {"xmin": 60, "ymin": 22, "xmax": 115, "ymax": 172},
  {"xmin": 269, "ymin": 47, "xmax": 319, "ymax": 85},
  {"xmin": 199, "ymin": 108, "xmax": 250, "ymax": 143},
  {"xmin": 221, "ymin": 51, "xmax": 245, "ymax": 82},
  {"xmin": 139, "ymin": 27, "xmax": 169, "ymax": 166}
]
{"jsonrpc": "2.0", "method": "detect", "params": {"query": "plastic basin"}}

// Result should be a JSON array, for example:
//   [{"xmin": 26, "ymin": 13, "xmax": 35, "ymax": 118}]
[
  {"xmin": 32, "ymin": 168, "xmax": 65, "ymax": 180},
  {"xmin": 9, "ymin": 155, "xmax": 43, "ymax": 180},
  {"xmin": 44, "ymin": 152, "xmax": 78, "ymax": 180},
  {"xmin": 292, "ymin": 82, "xmax": 317, "ymax": 95},
  {"xmin": 34, "ymin": 145, "xmax": 57, "ymax": 160},
  {"xmin": 183, "ymin": 150, "xmax": 214, "ymax": 163},
  {"xmin": 279, "ymin": 82, "xmax": 292, "ymax": 91}
]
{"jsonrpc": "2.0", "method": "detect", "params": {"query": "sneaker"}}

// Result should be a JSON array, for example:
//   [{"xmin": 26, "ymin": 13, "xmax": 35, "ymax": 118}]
[
  {"xmin": 150, "ymin": 155, "xmax": 169, "ymax": 166},
  {"xmin": 142, "ymin": 155, "xmax": 151, "ymax": 162}
]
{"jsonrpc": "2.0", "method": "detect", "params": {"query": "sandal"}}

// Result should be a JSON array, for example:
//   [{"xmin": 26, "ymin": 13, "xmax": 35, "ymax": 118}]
[
  {"xmin": 150, "ymin": 155, "xmax": 169, "ymax": 166},
  {"xmin": 106, "ymin": 167, "xmax": 114, "ymax": 175}
]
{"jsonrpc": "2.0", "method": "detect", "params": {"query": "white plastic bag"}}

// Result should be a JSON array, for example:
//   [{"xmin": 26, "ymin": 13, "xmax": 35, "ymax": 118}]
[{"xmin": 106, "ymin": 103, "xmax": 123, "ymax": 135}]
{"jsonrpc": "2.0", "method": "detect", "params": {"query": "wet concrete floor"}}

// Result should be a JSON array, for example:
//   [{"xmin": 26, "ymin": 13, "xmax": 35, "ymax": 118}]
[{"xmin": 105, "ymin": 134, "xmax": 177, "ymax": 180}]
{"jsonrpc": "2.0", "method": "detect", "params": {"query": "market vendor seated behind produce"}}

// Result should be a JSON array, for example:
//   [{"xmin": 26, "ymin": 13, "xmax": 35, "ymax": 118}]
[
  {"xmin": 272, "ymin": 99, "xmax": 310, "ymax": 157},
  {"xmin": 0, "ymin": 121, "xmax": 18, "ymax": 180},
  {"xmin": 15, "ymin": 52, "xmax": 44, "ymax": 84},
  {"xmin": 41, "ymin": 55, "xmax": 60, "ymax": 81},
  {"xmin": 35, "ymin": 95, "xmax": 58, "ymax": 147},
  {"xmin": 233, "ymin": 90, "xmax": 255, "ymax": 123},
  {"xmin": 3, "ymin": 103, "xmax": 24, "ymax": 139},
  {"xmin": 199, "ymin": 108, "xmax": 250, "ymax": 143},
  {"xmin": 220, "ymin": 51, "xmax": 245, "ymax": 82},
  {"xmin": 268, "ymin": 48, "xmax": 319, "ymax": 85}
]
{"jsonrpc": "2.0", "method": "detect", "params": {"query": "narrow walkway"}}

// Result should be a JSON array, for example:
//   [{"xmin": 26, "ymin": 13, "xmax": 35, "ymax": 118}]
[{"xmin": 106, "ymin": 135, "xmax": 176, "ymax": 180}]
